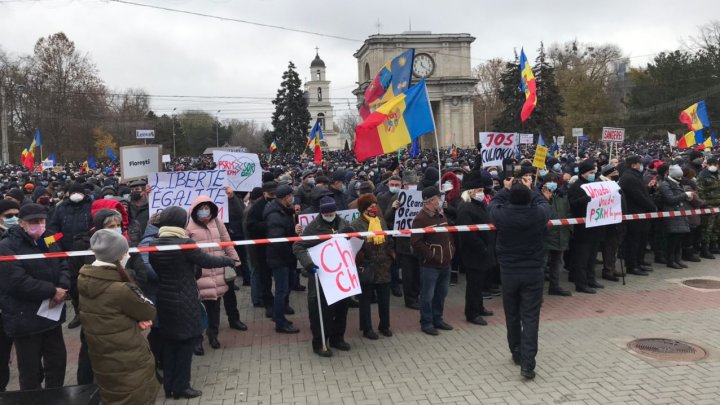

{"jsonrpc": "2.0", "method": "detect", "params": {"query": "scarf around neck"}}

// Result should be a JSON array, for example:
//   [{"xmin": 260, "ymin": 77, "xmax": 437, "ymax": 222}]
[
  {"xmin": 158, "ymin": 226, "xmax": 187, "ymax": 238},
  {"xmin": 363, "ymin": 214, "xmax": 385, "ymax": 245}
]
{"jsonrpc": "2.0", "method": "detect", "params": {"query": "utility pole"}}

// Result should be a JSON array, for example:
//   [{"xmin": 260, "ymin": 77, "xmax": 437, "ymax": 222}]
[
  {"xmin": 0, "ymin": 82, "xmax": 9, "ymax": 164},
  {"xmin": 172, "ymin": 107, "xmax": 177, "ymax": 158},
  {"xmin": 216, "ymin": 110, "xmax": 221, "ymax": 147}
]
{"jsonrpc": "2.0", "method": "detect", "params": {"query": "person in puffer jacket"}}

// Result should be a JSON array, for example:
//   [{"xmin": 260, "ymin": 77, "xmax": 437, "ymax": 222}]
[{"xmin": 186, "ymin": 195, "xmax": 241, "ymax": 355}]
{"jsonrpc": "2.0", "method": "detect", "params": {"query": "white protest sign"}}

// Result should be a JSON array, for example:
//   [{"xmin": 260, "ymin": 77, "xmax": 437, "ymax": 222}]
[
  {"xmin": 308, "ymin": 237, "xmax": 362, "ymax": 305},
  {"xmin": 668, "ymin": 132, "xmax": 677, "ymax": 147},
  {"xmin": 148, "ymin": 170, "xmax": 229, "ymax": 222},
  {"xmin": 212, "ymin": 151, "xmax": 262, "ymax": 192},
  {"xmin": 298, "ymin": 209, "xmax": 360, "ymax": 232},
  {"xmin": 42, "ymin": 160, "xmax": 54, "ymax": 169},
  {"xmin": 162, "ymin": 154, "xmax": 171, "ymax": 163},
  {"xmin": 580, "ymin": 181, "xmax": 622, "ymax": 228},
  {"xmin": 556, "ymin": 136, "xmax": 565, "ymax": 146},
  {"xmin": 602, "ymin": 127, "xmax": 625, "ymax": 143},
  {"xmin": 572, "ymin": 128, "xmax": 583, "ymax": 137},
  {"xmin": 135, "ymin": 129, "xmax": 155, "ymax": 139},
  {"xmin": 393, "ymin": 189, "xmax": 424, "ymax": 236},
  {"xmin": 519, "ymin": 133, "xmax": 534, "ymax": 145},
  {"xmin": 119, "ymin": 145, "xmax": 162, "ymax": 181},
  {"xmin": 479, "ymin": 132, "xmax": 518, "ymax": 167}
]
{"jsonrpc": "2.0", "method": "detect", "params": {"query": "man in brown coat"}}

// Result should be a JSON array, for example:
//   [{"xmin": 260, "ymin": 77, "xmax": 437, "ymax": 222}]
[{"xmin": 411, "ymin": 186, "xmax": 455, "ymax": 336}]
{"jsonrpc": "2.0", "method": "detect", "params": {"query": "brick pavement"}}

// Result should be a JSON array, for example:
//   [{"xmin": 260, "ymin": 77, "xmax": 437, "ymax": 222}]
[{"xmin": 5, "ymin": 258, "xmax": 720, "ymax": 404}]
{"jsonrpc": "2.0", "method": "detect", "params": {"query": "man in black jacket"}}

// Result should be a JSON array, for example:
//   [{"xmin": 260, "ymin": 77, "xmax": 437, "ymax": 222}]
[
  {"xmin": 246, "ymin": 181, "xmax": 277, "ymax": 317},
  {"xmin": 619, "ymin": 155, "xmax": 657, "ymax": 276},
  {"xmin": 263, "ymin": 185, "xmax": 300, "ymax": 334},
  {"xmin": 489, "ymin": 178, "xmax": 551, "ymax": 380},
  {"xmin": 0, "ymin": 203, "xmax": 71, "ymax": 390}
]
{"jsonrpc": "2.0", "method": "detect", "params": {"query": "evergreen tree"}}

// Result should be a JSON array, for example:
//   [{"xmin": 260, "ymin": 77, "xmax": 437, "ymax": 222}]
[
  {"xmin": 533, "ymin": 42, "xmax": 565, "ymax": 137},
  {"xmin": 271, "ymin": 62, "xmax": 311, "ymax": 154}
]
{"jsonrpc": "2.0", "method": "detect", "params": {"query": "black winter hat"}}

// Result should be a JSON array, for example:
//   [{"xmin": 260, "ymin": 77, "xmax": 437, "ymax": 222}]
[
  {"xmin": 68, "ymin": 182, "xmax": 86, "ymax": 195},
  {"xmin": 0, "ymin": 200, "xmax": 19, "ymax": 215},
  {"xmin": 19, "ymin": 203, "xmax": 47, "ymax": 221},
  {"xmin": 5, "ymin": 189, "xmax": 25, "ymax": 203},
  {"xmin": 508, "ymin": 183, "xmax": 532, "ymax": 205},
  {"xmin": 578, "ymin": 160, "xmax": 596, "ymax": 175},
  {"xmin": 422, "ymin": 186, "xmax": 441, "ymax": 200},
  {"xmin": 462, "ymin": 171, "xmax": 491, "ymax": 190},
  {"xmin": 421, "ymin": 167, "xmax": 440, "ymax": 187},
  {"xmin": 159, "ymin": 206, "xmax": 188, "ymax": 228}
]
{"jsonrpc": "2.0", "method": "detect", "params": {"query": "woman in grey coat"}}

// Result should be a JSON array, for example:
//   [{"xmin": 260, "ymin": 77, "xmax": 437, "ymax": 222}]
[{"xmin": 659, "ymin": 165, "xmax": 694, "ymax": 269}]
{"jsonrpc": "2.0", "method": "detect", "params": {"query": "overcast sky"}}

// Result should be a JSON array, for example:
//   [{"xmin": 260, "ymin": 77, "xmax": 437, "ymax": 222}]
[{"xmin": 1, "ymin": 0, "xmax": 718, "ymax": 127}]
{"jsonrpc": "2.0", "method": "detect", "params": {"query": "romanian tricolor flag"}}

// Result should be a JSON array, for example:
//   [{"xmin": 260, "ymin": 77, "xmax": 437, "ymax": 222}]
[
  {"xmin": 519, "ymin": 48, "xmax": 537, "ymax": 122},
  {"xmin": 36, "ymin": 232, "xmax": 63, "ymax": 249},
  {"xmin": 679, "ymin": 101, "xmax": 711, "ymax": 132},
  {"xmin": 309, "ymin": 119, "xmax": 323, "ymax": 164},
  {"xmin": 695, "ymin": 130, "xmax": 717, "ymax": 151},
  {"xmin": 360, "ymin": 49, "xmax": 415, "ymax": 119},
  {"xmin": 677, "ymin": 129, "xmax": 705, "ymax": 149},
  {"xmin": 354, "ymin": 80, "xmax": 435, "ymax": 162},
  {"xmin": 269, "ymin": 139, "xmax": 278, "ymax": 153}
]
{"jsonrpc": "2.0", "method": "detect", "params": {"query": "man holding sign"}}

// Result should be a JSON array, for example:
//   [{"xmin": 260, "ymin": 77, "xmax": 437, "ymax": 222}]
[{"xmin": 293, "ymin": 196, "xmax": 352, "ymax": 357}]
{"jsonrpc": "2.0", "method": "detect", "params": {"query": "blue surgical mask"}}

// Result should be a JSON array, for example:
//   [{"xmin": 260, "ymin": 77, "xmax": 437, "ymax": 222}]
[
  {"xmin": 539, "ymin": 169, "xmax": 548, "ymax": 177},
  {"xmin": 3, "ymin": 216, "xmax": 18, "ymax": 227},
  {"xmin": 638, "ymin": 164, "xmax": 644, "ymax": 172},
  {"xmin": 546, "ymin": 182, "xmax": 557, "ymax": 192},
  {"xmin": 587, "ymin": 174, "xmax": 596, "ymax": 182},
  {"xmin": 197, "ymin": 209, "xmax": 211, "ymax": 219},
  {"xmin": 553, "ymin": 163, "xmax": 561, "ymax": 172},
  {"xmin": 389, "ymin": 186, "xmax": 400, "ymax": 194},
  {"xmin": 574, "ymin": 167, "xmax": 579, "ymax": 174}
]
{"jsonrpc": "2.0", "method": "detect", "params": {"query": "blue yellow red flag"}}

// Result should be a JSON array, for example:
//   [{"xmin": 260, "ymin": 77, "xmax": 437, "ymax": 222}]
[
  {"xmin": 679, "ymin": 101, "xmax": 711, "ymax": 131},
  {"xmin": 519, "ymin": 48, "xmax": 537, "ymax": 122},
  {"xmin": 677, "ymin": 129, "xmax": 705, "ymax": 149},
  {"xmin": 360, "ymin": 49, "xmax": 415, "ymax": 119}
]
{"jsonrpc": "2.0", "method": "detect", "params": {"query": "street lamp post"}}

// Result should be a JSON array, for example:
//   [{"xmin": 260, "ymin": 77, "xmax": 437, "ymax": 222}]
[
  {"xmin": 0, "ymin": 80, "xmax": 9, "ymax": 164},
  {"xmin": 216, "ymin": 110, "xmax": 221, "ymax": 147},
  {"xmin": 172, "ymin": 108, "xmax": 177, "ymax": 158}
]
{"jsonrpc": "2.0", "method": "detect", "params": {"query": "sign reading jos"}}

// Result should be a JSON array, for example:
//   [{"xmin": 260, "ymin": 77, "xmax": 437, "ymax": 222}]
[
  {"xmin": 601, "ymin": 127, "xmax": 625, "ymax": 143},
  {"xmin": 479, "ymin": 132, "xmax": 518, "ymax": 167},
  {"xmin": 298, "ymin": 209, "xmax": 360, "ymax": 232},
  {"xmin": 135, "ymin": 129, "xmax": 155, "ymax": 139},
  {"xmin": 119, "ymin": 145, "xmax": 162, "ymax": 181},
  {"xmin": 309, "ymin": 238, "xmax": 363, "ymax": 305},
  {"xmin": 212, "ymin": 151, "xmax": 262, "ymax": 192},
  {"xmin": 581, "ymin": 181, "xmax": 622, "ymax": 228},
  {"xmin": 148, "ymin": 170, "xmax": 229, "ymax": 222}
]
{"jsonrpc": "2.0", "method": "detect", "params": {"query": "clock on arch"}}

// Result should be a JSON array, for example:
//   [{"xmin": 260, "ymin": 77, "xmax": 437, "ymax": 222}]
[{"xmin": 412, "ymin": 53, "xmax": 435, "ymax": 78}]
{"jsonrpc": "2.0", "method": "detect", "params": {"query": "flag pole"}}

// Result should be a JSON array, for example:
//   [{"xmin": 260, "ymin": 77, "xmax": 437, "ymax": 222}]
[{"xmin": 314, "ymin": 273, "xmax": 329, "ymax": 353}]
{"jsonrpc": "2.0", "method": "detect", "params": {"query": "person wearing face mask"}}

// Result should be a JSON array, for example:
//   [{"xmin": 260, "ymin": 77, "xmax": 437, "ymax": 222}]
[
  {"xmin": 246, "ymin": 181, "xmax": 278, "ymax": 318},
  {"xmin": 697, "ymin": 156, "xmax": 720, "ymax": 257},
  {"xmin": 186, "ymin": 196, "xmax": 244, "ymax": 354},
  {"xmin": 263, "ymin": 185, "xmax": 300, "ymax": 334},
  {"xmin": 376, "ymin": 175, "xmax": 405, "ymax": 297},
  {"xmin": 659, "ymin": 165, "xmax": 693, "ymax": 269},
  {"xmin": 411, "ymin": 186, "xmax": 455, "ymax": 336},
  {"xmin": 0, "ymin": 203, "xmax": 70, "ymax": 390},
  {"xmin": 540, "ymin": 173, "xmax": 573, "ymax": 296},
  {"xmin": 0, "ymin": 199, "xmax": 19, "ymax": 237},
  {"xmin": 568, "ymin": 160, "xmax": 607, "ymax": 293},
  {"xmin": 0, "ymin": 199, "xmax": 19, "ymax": 392},
  {"xmin": 348, "ymin": 194, "xmax": 395, "ymax": 340},
  {"xmin": 293, "ymin": 196, "xmax": 352, "ymax": 357},
  {"xmin": 295, "ymin": 170, "xmax": 316, "ymax": 210},
  {"xmin": 78, "ymin": 229, "xmax": 159, "ymax": 405},
  {"xmin": 32, "ymin": 186, "xmax": 57, "ymax": 222},
  {"xmin": 49, "ymin": 182, "xmax": 93, "ymax": 253},
  {"xmin": 127, "ymin": 179, "xmax": 150, "ymax": 245},
  {"xmin": 619, "ymin": 155, "xmax": 657, "ymax": 276},
  {"xmin": 456, "ymin": 171, "xmax": 496, "ymax": 326}
]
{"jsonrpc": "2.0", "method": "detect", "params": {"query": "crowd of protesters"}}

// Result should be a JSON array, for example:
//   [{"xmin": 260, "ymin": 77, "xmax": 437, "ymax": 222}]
[{"xmin": 0, "ymin": 138, "xmax": 718, "ymax": 400}]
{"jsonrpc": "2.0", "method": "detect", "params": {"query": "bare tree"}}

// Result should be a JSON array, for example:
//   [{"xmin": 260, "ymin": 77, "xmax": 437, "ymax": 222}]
[{"xmin": 473, "ymin": 58, "xmax": 504, "ymax": 132}]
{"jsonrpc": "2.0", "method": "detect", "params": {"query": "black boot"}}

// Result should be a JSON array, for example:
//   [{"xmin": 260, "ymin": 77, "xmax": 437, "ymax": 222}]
[
  {"xmin": 675, "ymin": 249, "xmax": 688, "ymax": 268},
  {"xmin": 700, "ymin": 243, "xmax": 715, "ymax": 259},
  {"xmin": 682, "ymin": 248, "xmax": 701, "ymax": 262},
  {"xmin": 654, "ymin": 252, "xmax": 666, "ymax": 264}
]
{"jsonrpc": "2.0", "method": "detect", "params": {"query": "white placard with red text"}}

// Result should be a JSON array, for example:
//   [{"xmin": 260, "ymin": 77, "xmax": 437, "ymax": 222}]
[
  {"xmin": 601, "ymin": 127, "xmax": 625, "ymax": 143},
  {"xmin": 309, "ymin": 238, "xmax": 363, "ymax": 305},
  {"xmin": 479, "ymin": 132, "xmax": 519, "ymax": 167},
  {"xmin": 580, "ymin": 181, "xmax": 622, "ymax": 228}
]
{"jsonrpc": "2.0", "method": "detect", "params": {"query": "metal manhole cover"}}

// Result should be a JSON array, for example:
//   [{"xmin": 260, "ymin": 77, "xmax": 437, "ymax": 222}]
[
  {"xmin": 682, "ymin": 279, "xmax": 720, "ymax": 289},
  {"xmin": 627, "ymin": 338, "xmax": 706, "ymax": 362}
]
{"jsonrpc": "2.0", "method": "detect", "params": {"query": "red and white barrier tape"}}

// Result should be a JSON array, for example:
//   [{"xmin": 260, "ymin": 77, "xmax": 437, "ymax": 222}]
[{"xmin": 1, "ymin": 208, "xmax": 718, "ymax": 262}]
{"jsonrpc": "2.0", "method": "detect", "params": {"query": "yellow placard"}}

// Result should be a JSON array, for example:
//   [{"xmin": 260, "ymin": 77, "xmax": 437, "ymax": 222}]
[{"xmin": 532, "ymin": 145, "xmax": 548, "ymax": 169}]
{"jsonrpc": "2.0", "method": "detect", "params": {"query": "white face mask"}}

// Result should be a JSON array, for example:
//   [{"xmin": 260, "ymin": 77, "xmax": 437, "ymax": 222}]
[
  {"xmin": 111, "ymin": 226, "xmax": 123, "ymax": 235},
  {"xmin": 321, "ymin": 214, "xmax": 336, "ymax": 223},
  {"xmin": 120, "ymin": 253, "xmax": 130, "ymax": 267},
  {"xmin": 69, "ymin": 193, "xmax": 84, "ymax": 203},
  {"xmin": 472, "ymin": 192, "xmax": 484, "ymax": 202},
  {"xmin": 710, "ymin": 166, "xmax": 718, "ymax": 173}
]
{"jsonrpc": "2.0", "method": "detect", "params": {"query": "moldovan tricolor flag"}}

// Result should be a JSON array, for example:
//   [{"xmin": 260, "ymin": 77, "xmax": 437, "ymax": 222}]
[
  {"xmin": 679, "ymin": 101, "xmax": 711, "ymax": 132},
  {"xmin": 354, "ymin": 79, "xmax": 435, "ymax": 162},
  {"xmin": 309, "ymin": 119, "xmax": 323, "ymax": 164},
  {"xmin": 360, "ymin": 49, "xmax": 415, "ymax": 119},
  {"xmin": 519, "ymin": 48, "xmax": 537, "ymax": 122},
  {"xmin": 677, "ymin": 129, "xmax": 705, "ymax": 149}
]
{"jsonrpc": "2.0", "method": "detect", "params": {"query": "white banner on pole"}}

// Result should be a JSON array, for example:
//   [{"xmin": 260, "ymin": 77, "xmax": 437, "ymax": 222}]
[
  {"xmin": 119, "ymin": 145, "xmax": 162, "ymax": 181},
  {"xmin": 519, "ymin": 133, "xmax": 534, "ymax": 145},
  {"xmin": 601, "ymin": 127, "xmax": 625, "ymax": 143},
  {"xmin": 212, "ymin": 151, "xmax": 263, "ymax": 192},
  {"xmin": 298, "ymin": 209, "xmax": 360, "ymax": 232},
  {"xmin": 162, "ymin": 154, "xmax": 171, "ymax": 163},
  {"xmin": 581, "ymin": 181, "xmax": 622, "ymax": 228},
  {"xmin": 668, "ymin": 132, "xmax": 677, "ymax": 147},
  {"xmin": 309, "ymin": 238, "xmax": 363, "ymax": 305},
  {"xmin": 135, "ymin": 129, "xmax": 155, "ymax": 139},
  {"xmin": 556, "ymin": 136, "xmax": 565, "ymax": 146},
  {"xmin": 572, "ymin": 128, "xmax": 583, "ymax": 137},
  {"xmin": 478, "ymin": 132, "xmax": 518, "ymax": 167},
  {"xmin": 148, "ymin": 170, "xmax": 229, "ymax": 222}
]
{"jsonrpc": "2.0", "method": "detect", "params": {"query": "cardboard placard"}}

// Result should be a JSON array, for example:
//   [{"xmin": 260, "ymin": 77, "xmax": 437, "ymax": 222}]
[
  {"xmin": 148, "ymin": 170, "xmax": 229, "ymax": 222},
  {"xmin": 212, "ymin": 151, "xmax": 262, "ymax": 192},
  {"xmin": 479, "ymin": 132, "xmax": 518, "ymax": 167},
  {"xmin": 581, "ymin": 181, "xmax": 622, "ymax": 228},
  {"xmin": 119, "ymin": 145, "xmax": 163, "ymax": 181}
]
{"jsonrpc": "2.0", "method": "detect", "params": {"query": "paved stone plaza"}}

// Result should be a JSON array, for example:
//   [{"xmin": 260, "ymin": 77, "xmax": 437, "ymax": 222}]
[{"xmin": 8, "ymin": 257, "xmax": 720, "ymax": 404}]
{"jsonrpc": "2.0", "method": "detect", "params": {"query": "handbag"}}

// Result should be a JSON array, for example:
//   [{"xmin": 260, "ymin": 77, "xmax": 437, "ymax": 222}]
[
  {"xmin": 358, "ymin": 265, "xmax": 375, "ymax": 285},
  {"xmin": 223, "ymin": 266, "xmax": 237, "ymax": 283}
]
